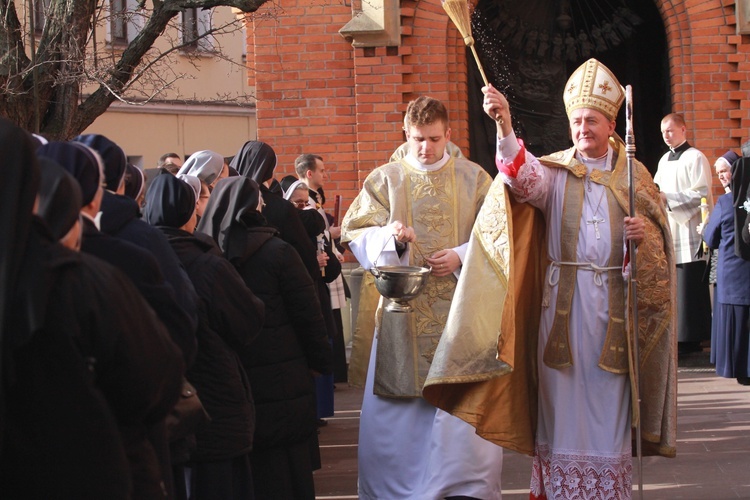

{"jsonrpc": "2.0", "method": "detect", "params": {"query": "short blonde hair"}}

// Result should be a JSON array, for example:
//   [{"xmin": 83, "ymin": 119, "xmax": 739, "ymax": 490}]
[{"xmin": 661, "ymin": 113, "xmax": 685, "ymax": 127}]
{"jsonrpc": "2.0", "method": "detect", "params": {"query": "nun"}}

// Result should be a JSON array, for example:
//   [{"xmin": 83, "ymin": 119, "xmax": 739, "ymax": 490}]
[
  {"xmin": 144, "ymin": 173, "xmax": 265, "ymax": 499},
  {"xmin": 177, "ymin": 172, "xmax": 211, "ymax": 224},
  {"xmin": 67, "ymin": 136, "xmax": 200, "ymax": 368},
  {"xmin": 231, "ymin": 141, "xmax": 320, "ymax": 278},
  {"xmin": 37, "ymin": 158, "xmax": 83, "ymax": 250},
  {"xmin": 280, "ymin": 175, "xmax": 326, "ymax": 235},
  {"xmin": 74, "ymin": 133, "xmax": 128, "ymax": 193},
  {"xmin": 197, "ymin": 176, "xmax": 332, "ymax": 500},
  {"xmin": 177, "ymin": 150, "xmax": 228, "ymax": 189},
  {"xmin": 280, "ymin": 175, "xmax": 340, "ymax": 422},
  {"xmin": 232, "ymin": 144, "xmax": 338, "ymax": 423},
  {"xmin": 0, "ymin": 118, "xmax": 183, "ymax": 498},
  {"xmin": 704, "ymin": 157, "xmax": 750, "ymax": 385},
  {"xmin": 38, "ymin": 141, "xmax": 199, "ymax": 498},
  {"xmin": 37, "ymin": 142, "xmax": 195, "ymax": 362}
]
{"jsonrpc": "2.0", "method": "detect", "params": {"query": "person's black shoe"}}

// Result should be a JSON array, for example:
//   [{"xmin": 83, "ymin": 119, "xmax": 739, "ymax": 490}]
[
  {"xmin": 317, "ymin": 418, "xmax": 328, "ymax": 427},
  {"xmin": 737, "ymin": 377, "xmax": 750, "ymax": 386}
]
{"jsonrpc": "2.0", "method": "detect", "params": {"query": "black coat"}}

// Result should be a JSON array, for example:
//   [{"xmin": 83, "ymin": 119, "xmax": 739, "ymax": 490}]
[
  {"xmin": 233, "ymin": 227, "xmax": 332, "ymax": 450},
  {"xmin": 2, "ymin": 221, "xmax": 184, "ymax": 499},
  {"xmin": 0, "ymin": 119, "xmax": 180, "ymax": 499},
  {"xmin": 100, "ymin": 190, "xmax": 199, "ymax": 363},
  {"xmin": 85, "ymin": 201, "xmax": 197, "ymax": 498},
  {"xmin": 160, "ymin": 228, "xmax": 265, "ymax": 462},
  {"xmin": 81, "ymin": 217, "xmax": 195, "ymax": 363},
  {"xmin": 260, "ymin": 185, "xmax": 320, "ymax": 280}
]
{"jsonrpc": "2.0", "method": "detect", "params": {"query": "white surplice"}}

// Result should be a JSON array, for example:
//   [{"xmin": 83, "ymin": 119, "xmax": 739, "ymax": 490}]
[
  {"xmin": 653, "ymin": 145, "xmax": 712, "ymax": 264},
  {"xmin": 498, "ymin": 133, "xmax": 632, "ymax": 500}
]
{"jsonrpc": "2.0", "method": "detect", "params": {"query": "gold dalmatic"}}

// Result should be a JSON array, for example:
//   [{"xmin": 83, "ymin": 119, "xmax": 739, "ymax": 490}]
[{"xmin": 342, "ymin": 157, "xmax": 491, "ymax": 397}]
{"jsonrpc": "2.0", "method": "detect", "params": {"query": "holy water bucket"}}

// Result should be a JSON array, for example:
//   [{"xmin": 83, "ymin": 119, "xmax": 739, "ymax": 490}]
[{"xmin": 369, "ymin": 265, "xmax": 431, "ymax": 312}]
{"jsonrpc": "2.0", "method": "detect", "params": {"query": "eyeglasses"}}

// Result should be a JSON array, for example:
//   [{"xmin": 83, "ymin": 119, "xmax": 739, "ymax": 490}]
[{"xmin": 292, "ymin": 200, "xmax": 308, "ymax": 209}]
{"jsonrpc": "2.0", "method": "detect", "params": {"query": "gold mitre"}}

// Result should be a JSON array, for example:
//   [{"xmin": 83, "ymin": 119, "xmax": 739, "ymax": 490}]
[{"xmin": 563, "ymin": 58, "xmax": 624, "ymax": 121}]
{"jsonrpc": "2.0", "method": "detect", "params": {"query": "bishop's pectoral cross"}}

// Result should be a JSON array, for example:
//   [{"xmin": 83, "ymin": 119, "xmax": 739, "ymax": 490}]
[{"xmin": 587, "ymin": 216, "xmax": 605, "ymax": 240}]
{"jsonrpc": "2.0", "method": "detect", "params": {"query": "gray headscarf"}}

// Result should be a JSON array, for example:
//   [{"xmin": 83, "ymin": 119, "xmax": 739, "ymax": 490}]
[{"xmin": 177, "ymin": 150, "xmax": 225, "ymax": 185}]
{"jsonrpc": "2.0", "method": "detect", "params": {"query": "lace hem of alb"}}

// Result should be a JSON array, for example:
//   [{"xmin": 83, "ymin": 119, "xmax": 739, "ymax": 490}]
[{"xmin": 530, "ymin": 444, "xmax": 632, "ymax": 500}]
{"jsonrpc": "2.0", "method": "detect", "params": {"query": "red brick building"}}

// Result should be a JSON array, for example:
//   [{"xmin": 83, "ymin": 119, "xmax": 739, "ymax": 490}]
[{"xmin": 246, "ymin": 0, "xmax": 750, "ymax": 203}]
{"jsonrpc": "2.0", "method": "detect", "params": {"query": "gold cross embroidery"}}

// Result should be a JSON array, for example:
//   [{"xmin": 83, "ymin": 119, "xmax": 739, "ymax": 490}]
[
  {"xmin": 598, "ymin": 80, "xmax": 612, "ymax": 94},
  {"xmin": 567, "ymin": 82, "xmax": 577, "ymax": 94}
]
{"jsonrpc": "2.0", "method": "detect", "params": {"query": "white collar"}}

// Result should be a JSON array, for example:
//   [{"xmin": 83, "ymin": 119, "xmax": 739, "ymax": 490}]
[
  {"xmin": 404, "ymin": 151, "xmax": 450, "ymax": 172},
  {"xmin": 669, "ymin": 140, "xmax": 688, "ymax": 153},
  {"xmin": 81, "ymin": 210, "xmax": 102, "ymax": 231}
]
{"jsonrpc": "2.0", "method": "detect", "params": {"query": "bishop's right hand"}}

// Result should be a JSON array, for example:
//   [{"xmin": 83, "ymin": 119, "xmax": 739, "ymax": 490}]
[{"xmin": 482, "ymin": 84, "xmax": 512, "ymax": 138}]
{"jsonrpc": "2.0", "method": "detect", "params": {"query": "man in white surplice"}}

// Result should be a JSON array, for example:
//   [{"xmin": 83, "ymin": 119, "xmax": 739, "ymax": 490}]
[
  {"xmin": 341, "ymin": 96, "xmax": 503, "ymax": 499},
  {"xmin": 654, "ymin": 113, "xmax": 713, "ymax": 355},
  {"xmin": 481, "ymin": 59, "xmax": 675, "ymax": 499}
]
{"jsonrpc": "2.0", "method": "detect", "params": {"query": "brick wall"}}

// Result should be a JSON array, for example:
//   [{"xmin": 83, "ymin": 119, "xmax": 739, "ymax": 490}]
[
  {"xmin": 246, "ymin": 0, "xmax": 750, "ymax": 201},
  {"xmin": 246, "ymin": 0, "xmax": 359, "ymax": 203},
  {"xmin": 658, "ymin": 0, "xmax": 749, "ymax": 198},
  {"xmin": 246, "ymin": 0, "xmax": 470, "ymax": 209}
]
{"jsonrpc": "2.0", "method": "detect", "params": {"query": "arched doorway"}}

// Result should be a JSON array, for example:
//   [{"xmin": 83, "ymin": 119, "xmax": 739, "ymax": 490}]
[{"xmin": 467, "ymin": 0, "xmax": 668, "ymax": 176}]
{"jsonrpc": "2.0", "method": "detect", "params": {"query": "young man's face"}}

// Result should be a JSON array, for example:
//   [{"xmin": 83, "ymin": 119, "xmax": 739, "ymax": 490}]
[
  {"xmin": 661, "ymin": 119, "xmax": 687, "ymax": 149},
  {"xmin": 306, "ymin": 159, "xmax": 327, "ymax": 190},
  {"xmin": 405, "ymin": 121, "xmax": 450, "ymax": 165},
  {"xmin": 569, "ymin": 107, "xmax": 615, "ymax": 159}
]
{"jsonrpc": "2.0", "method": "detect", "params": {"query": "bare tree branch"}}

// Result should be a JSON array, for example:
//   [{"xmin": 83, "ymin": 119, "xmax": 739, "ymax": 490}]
[{"xmin": 0, "ymin": 0, "xmax": 269, "ymax": 139}]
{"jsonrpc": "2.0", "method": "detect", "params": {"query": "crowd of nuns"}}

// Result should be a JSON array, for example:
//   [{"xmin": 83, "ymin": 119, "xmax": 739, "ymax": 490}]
[{"xmin": 0, "ymin": 117, "xmax": 338, "ymax": 500}]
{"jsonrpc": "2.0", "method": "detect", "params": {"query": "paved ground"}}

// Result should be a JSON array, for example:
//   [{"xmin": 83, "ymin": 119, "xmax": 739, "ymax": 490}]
[{"xmin": 313, "ymin": 362, "xmax": 750, "ymax": 499}]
